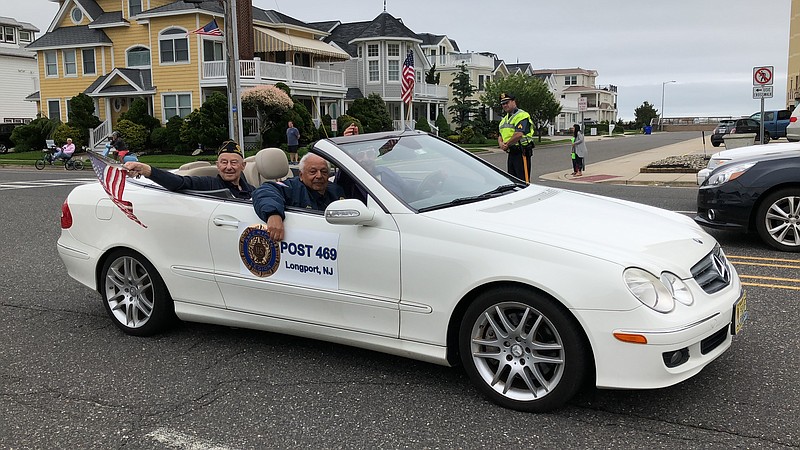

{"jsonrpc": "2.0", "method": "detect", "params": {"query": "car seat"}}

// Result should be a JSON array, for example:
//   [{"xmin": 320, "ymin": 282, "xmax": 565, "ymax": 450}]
[{"xmin": 243, "ymin": 148, "xmax": 292, "ymax": 186}]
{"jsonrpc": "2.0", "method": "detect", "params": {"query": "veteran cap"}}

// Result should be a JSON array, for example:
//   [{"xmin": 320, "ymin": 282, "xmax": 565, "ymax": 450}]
[
  {"xmin": 217, "ymin": 140, "xmax": 243, "ymax": 158},
  {"xmin": 499, "ymin": 92, "xmax": 515, "ymax": 103}
]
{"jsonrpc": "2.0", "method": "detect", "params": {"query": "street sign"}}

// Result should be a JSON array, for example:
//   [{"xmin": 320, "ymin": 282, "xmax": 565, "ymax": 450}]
[
  {"xmin": 578, "ymin": 97, "xmax": 588, "ymax": 112},
  {"xmin": 331, "ymin": 119, "xmax": 337, "ymax": 131},
  {"xmin": 753, "ymin": 85, "xmax": 774, "ymax": 99},
  {"xmin": 753, "ymin": 66, "xmax": 774, "ymax": 86}
]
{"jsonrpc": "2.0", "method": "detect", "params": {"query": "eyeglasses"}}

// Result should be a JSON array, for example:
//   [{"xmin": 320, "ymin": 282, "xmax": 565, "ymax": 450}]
[{"xmin": 500, "ymin": 101, "xmax": 511, "ymax": 106}]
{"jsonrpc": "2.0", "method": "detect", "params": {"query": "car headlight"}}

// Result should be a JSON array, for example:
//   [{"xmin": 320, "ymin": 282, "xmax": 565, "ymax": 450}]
[
  {"xmin": 660, "ymin": 272, "xmax": 694, "ymax": 306},
  {"xmin": 623, "ymin": 268, "xmax": 675, "ymax": 313},
  {"xmin": 706, "ymin": 162, "xmax": 756, "ymax": 186}
]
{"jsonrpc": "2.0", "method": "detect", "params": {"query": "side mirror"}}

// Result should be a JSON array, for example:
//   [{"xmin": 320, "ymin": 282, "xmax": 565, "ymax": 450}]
[{"xmin": 325, "ymin": 199, "xmax": 376, "ymax": 226}]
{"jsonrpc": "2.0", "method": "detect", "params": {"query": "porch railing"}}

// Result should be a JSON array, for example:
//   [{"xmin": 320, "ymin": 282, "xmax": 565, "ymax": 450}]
[
  {"xmin": 90, "ymin": 119, "xmax": 111, "ymax": 149},
  {"xmin": 203, "ymin": 60, "xmax": 345, "ymax": 89}
]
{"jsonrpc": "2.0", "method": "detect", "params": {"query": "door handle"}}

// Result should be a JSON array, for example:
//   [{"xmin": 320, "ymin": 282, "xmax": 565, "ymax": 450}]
[{"xmin": 213, "ymin": 217, "xmax": 239, "ymax": 227}]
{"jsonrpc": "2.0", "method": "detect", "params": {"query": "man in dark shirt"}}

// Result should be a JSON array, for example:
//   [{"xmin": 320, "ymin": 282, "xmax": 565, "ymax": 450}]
[
  {"xmin": 123, "ymin": 140, "xmax": 254, "ymax": 199},
  {"xmin": 252, "ymin": 153, "xmax": 345, "ymax": 241}
]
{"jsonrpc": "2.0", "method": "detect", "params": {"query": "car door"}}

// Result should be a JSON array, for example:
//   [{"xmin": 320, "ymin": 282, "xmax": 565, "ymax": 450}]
[{"xmin": 207, "ymin": 196, "xmax": 401, "ymax": 337}]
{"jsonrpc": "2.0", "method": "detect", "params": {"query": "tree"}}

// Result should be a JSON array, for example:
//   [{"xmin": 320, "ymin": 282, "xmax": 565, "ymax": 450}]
[
  {"xmin": 425, "ymin": 63, "xmax": 440, "ymax": 85},
  {"xmin": 10, "ymin": 117, "xmax": 59, "ymax": 151},
  {"xmin": 67, "ymin": 93, "xmax": 101, "ymax": 145},
  {"xmin": 180, "ymin": 91, "xmax": 230, "ymax": 150},
  {"xmin": 346, "ymin": 93, "xmax": 392, "ymax": 133},
  {"xmin": 634, "ymin": 101, "xmax": 659, "ymax": 128},
  {"xmin": 119, "ymin": 98, "xmax": 160, "ymax": 135},
  {"xmin": 434, "ymin": 112, "xmax": 452, "ymax": 136},
  {"xmin": 241, "ymin": 85, "xmax": 294, "ymax": 144},
  {"xmin": 448, "ymin": 62, "xmax": 478, "ymax": 131},
  {"xmin": 481, "ymin": 73, "xmax": 562, "ymax": 141}
]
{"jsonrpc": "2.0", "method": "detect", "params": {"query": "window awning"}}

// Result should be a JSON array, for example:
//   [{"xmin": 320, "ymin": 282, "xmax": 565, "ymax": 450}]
[{"xmin": 254, "ymin": 27, "xmax": 350, "ymax": 60}]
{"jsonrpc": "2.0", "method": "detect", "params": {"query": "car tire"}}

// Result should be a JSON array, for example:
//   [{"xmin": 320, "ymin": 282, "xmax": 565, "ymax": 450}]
[
  {"xmin": 755, "ymin": 188, "xmax": 800, "ymax": 252},
  {"xmin": 712, "ymin": 141, "xmax": 721, "ymax": 147},
  {"xmin": 458, "ymin": 286, "xmax": 588, "ymax": 412},
  {"xmin": 100, "ymin": 249, "xmax": 175, "ymax": 336}
]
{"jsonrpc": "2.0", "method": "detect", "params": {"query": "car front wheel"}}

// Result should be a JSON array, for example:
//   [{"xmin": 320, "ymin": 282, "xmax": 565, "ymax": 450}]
[
  {"xmin": 459, "ymin": 287, "xmax": 588, "ymax": 412},
  {"xmin": 755, "ymin": 189, "xmax": 800, "ymax": 252},
  {"xmin": 100, "ymin": 249, "xmax": 174, "ymax": 335}
]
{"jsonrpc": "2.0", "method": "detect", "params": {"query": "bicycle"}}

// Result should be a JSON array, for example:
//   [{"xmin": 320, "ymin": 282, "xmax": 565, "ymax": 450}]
[{"xmin": 34, "ymin": 147, "xmax": 84, "ymax": 171}]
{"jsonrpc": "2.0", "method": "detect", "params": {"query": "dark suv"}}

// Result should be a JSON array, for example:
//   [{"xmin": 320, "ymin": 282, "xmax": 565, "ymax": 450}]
[{"xmin": 710, "ymin": 118, "xmax": 768, "ymax": 147}]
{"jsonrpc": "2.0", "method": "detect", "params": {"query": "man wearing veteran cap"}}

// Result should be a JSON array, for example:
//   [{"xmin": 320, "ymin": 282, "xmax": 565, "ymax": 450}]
[
  {"xmin": 123, "ymin": 140, "xmax": 255, "ymax": 199},
  {"xmin": 497, "ymin": 93, "xmax": 535, "ymax": 183}
]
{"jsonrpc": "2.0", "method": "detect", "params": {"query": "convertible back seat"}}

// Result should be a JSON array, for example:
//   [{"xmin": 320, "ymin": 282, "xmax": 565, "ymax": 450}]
[
  {"xmin": 243, "ymin": 147, "xmax": 292, "ymax": 186},
  {"xmin": 175, "ymin": 160, "xmax": 217, "ymax": 177}
]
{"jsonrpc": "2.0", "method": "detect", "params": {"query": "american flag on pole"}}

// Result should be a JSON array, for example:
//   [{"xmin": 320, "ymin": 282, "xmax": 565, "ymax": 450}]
[
  {"xmin": 401, "ymin": 50, "xmax": 415, "ymax": 104},
  {"xmin": 192, "ymin": 19, "xmax": 223, "ymax": 36},
  {"xmin": 87, "ymin": 151, "xmax": 147, "ymax": 228}
]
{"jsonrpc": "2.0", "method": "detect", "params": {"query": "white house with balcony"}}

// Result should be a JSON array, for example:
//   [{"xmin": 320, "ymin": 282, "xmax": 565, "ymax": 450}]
[
  {"xmin": 534, "ymin": 68, "xmax": 618, "ymax": 131},
  {"xmin": 0, "ymin": 16, "xmax": 39, "ymax": 124}
]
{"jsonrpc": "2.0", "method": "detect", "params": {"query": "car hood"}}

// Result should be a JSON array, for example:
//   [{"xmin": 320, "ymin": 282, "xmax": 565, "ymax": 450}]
[
  {"xmin": 424, "ymin": 186, "xmax": 713, "ymax": 277},
  {"xmin": 710, "ymin": 142, "xmax": 800, "ymax": 164}
]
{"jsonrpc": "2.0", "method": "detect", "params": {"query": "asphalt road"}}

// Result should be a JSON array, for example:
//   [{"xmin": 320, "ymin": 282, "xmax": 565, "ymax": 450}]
[{"xmin": 1, "ymin": 137, "xmax": 798, "ymax": 449}]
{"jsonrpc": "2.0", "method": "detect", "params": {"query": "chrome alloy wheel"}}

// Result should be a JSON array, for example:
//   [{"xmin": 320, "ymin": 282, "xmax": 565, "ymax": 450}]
[
  {"xmin": 104, "ymin": 255, "xmax": 155, "ymax": 329},
  {"xmin": 763, "ymin": 195, "xmax": 800, "ymax": 248},
  {"xmin": 469, "ymin": 302, "xmax": 565, "ymax": 401}
]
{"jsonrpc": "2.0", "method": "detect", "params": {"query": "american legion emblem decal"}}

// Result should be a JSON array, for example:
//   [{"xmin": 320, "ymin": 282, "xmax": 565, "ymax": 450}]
[{"xmin": 239, "ymin": 224, "xmax": 280, "ymax": 277}]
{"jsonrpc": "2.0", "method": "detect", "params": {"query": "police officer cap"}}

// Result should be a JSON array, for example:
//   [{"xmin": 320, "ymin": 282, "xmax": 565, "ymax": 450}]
[
  {"xmin": 217, "ymin": 140, "xmax": 243, "ymax": 158},
  {"xmin": 499, "ymin": 93, "xmax": 515, "ymax": 103}
]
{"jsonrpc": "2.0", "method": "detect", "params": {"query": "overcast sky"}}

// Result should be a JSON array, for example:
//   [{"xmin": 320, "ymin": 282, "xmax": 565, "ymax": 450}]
[{"xmin": 12, "ymin": 0, "xmax": 793, "ymax": 120}]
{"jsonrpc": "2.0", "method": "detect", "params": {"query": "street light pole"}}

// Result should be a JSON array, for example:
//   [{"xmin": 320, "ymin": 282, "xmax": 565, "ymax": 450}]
[{"xmin": 661, "ymin": 80, "xmax": 676, "ymax": 132}]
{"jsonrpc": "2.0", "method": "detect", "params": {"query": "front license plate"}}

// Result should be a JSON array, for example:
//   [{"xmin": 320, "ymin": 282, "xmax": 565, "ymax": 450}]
[{"xmin": 731, "ymin": 291, "xmax": 748, "ymax": 335}]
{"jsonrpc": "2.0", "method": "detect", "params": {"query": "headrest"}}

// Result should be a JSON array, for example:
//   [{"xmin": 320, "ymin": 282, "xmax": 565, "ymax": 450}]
[{"xmin": 254, "ymin": 147, "xmax": 290, "ymax": 181}]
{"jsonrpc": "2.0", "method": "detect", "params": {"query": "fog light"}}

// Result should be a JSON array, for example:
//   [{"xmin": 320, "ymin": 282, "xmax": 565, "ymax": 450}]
[
  {"xmin": 662, "ymin": 348, "xmax": 690, "ymax": 368},
  {"xmin": 707, "ymin": 209, "xmax": 716, "ymax": 221}
]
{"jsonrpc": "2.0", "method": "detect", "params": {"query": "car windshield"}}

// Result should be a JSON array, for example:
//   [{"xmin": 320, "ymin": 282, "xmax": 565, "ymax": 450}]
[
  {"xmin": 718, "ymin": 120, "xmax": 735, "ymax": 127},
  {"xmin": 335, "ymin": 133, "xmax": 522, "ymax": 211}
]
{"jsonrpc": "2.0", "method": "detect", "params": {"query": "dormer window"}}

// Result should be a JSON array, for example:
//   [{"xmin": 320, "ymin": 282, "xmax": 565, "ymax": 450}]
[
  {"xmin": 19, "ymin": 30, "xmax": 31, "ymax": 42},
  {"xmin": 70, "ymin": 7, "xmax": 83, "ymax": 24},
  {"xmin": 4, "ymin": 27, "xmax": 15, "ymax": 43},
  {"xmin": 129, "ymin": 0, "xmax": 142, "ymax": 16},
  {"xmin": 127, "ymin": 46, "xmax": 151, "ymax": 68}
]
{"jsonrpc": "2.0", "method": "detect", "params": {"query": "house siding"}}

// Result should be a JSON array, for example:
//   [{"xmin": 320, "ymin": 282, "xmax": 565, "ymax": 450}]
[{"xmin": 0, "ymin": 54, "xmax": 39, "ymax": 122}]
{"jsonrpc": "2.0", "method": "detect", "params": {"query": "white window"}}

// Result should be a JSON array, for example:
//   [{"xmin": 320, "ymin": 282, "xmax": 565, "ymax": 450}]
[
  {"xmin": 368, "ymin": 60, "xmax": 379, "ymax": 82},
  {"xmin": 387, "ymin": 60, "xmax": 399, "ymax": 81},
  {"xmin": 163, "ymin": 93, "xmax": 192, "ymax": 119},
  {"xmin": 129, "ymin": 0, "xmax": 142, "ymax": 16},
  {"xmin": 203, "ymin": 40, "xmax": 224, "ymax": 62},
  {"xmin": 82, "ymin": 48, "xmax": 96, "ymax": 75},
  {"xmin": 387, "ymin": 43, "xmax": 399, "ymax": 57},
  {"xmin": 478, "ymin": 75, "xmax": 486, "ymax": 91},
  {"xmin": 367, "ymin": 44, "xmax": 378, "ymax": 57},
  {"xmin": 127, "ymin": 46, "xmax": 151, "ymax": 67},
  {"xmin": 66, "ymin": 98, "xmax": 72, "ymax": 119},
  {"xmin": 45, "ymin": 51, "xmax": 58, "ymax": 77},
  {"xmin": 47, "ymin": 100, "xmax": 61, "ymax": 121},
  {"xmin": 564, "ymin": 75, "xmax": 577, "ymax": 86},
  {"xmin": 19, "ymin": 30, "xmax": 31, "ymax": 42},
  {"xmin": 63, "ymin": 49, "xmax": 77, "ymax": 76},
  {"xmin": 4, "ymin": 27, "xmax": 15, "ymax": 43},
  {"xmin": 159, "ymin": 28, "xmax": 189, "ymax": 63},
  {"xmin": 70, "ymin": 7, "xmax": 83, "ymax": 24}
]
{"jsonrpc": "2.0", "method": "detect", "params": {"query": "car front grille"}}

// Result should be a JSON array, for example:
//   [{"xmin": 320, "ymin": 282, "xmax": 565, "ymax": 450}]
[
  {"xmin": 701, "ymin": 327, "xmax": 729, "ymax": 354},
  {"xmin": 691, "ymin": 245, "xmax": 731, "ymax": 294}
]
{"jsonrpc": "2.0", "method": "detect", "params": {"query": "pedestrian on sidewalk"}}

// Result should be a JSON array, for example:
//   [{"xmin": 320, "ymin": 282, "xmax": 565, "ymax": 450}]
[
  {"xmin": 571, "ymin": 124, "xmax": 588, "ymax": 177},
  {"xmin": 286, "ymin": 121, "xmax": 300, "ymax": 164}
]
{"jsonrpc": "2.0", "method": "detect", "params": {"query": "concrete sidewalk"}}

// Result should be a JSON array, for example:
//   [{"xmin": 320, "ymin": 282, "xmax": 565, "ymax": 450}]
[{"xmin": 538, "ymin": 135, "xmax": 709, "ymax": 187}]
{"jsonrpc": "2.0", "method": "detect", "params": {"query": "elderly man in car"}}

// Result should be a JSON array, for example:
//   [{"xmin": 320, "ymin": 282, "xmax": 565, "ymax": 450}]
[
  {"xmin": 124, "ymin": 140, "xmax": 254, "ymax": 199},
  {"xmin": 252, "ymin": 153, "xmax": 345, "ymax": 241}
]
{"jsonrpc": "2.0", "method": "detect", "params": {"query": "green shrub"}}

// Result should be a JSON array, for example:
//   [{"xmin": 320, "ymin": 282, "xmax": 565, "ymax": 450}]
[
  {"xmin": 119, "ymin": 98, "xmax": 160, "ymax": 136},
  {"xmin": 67, "ymin": 93, "xmax": 101, "ymax": 145},
  {"xmin": 336, "ymin": 115, "xmax": 363, "ymax": 134},
  {"xmin": 115, "ymin": 119, "xmax": 147, "ymax": 151},
  {"xmin": 346, "ymin": 93, "xmax": 392, "ymax": 133},
  {"xmin": 164, "ymin": 116, "xmax": 187, "ymax": 152},
  {"xmin": 435, "ymin": 113, "xmax": 452, "ymax": 136},
  {"xmin": 53, "ymin": 123, "xmax": 85, "ymax": 148},
  {"xmin": 446, "ymin": 134, "xmax": 461, "ymax": 143},
  {"xmin": 10, "ymin": 117, "xmax": 59, "ymax": 151},
  {"xmin": 415, "ymin": 118, "xmax": 432, "ymax": 132},
  {"xmin": 180, "ymin": 91, "xmax": 229, "ymax": 151},
  {"xmin": 460, "ymin": 126, "xmax": 475, "ymax": 144}
]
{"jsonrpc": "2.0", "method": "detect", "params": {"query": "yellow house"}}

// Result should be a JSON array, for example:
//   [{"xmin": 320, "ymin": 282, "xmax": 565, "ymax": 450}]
[{"xmin": 28, "ymin": 0, "xmax": 349, "ymax": 147}]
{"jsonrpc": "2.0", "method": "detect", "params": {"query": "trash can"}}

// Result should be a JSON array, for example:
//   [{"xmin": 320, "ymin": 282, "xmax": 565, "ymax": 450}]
[{"xmin": 644, "ymin": 126, "xmax": 652, "ymax": 135}]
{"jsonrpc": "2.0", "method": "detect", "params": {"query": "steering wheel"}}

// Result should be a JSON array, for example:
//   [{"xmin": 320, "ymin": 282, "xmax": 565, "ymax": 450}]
[{"xmin": 414, "ymin": 171, "xmax": 446, "ymax": 199}]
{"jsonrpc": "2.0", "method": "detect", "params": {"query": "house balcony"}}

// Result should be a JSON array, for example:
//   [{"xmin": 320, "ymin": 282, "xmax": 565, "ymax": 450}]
[
  {"xmin": 414, "ymin": 82, "xmax": 449, "ymax": 100},
  {"xmin": 426, "ymin": 52, "xmax": 495, "ymax": 69},
  {"xmin": 201, "ymin": 59, "xmax": 347, "ymax": 97}
]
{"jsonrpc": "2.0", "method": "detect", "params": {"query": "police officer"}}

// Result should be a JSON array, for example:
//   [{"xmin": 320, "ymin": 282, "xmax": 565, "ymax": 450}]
[{"xmin": 497, "ymin": 93, "xmax": 534, "ymax": 183}]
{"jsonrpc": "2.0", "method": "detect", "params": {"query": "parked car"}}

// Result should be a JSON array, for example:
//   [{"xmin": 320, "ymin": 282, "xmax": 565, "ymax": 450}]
[
  {"xmin": 785, "ymin": 107, "xmax": 800, "ymax": 142},
  {"xmin": 0, "ymin": 123, "xmax": 19, "ymax": 152},
  {"xmin": 58, "ymin": 131, "xmax": 745, "ymax": 412},
  {"xmin": 696, "ymin": 151, "xmax": 800, "ymax": 252},
  {"xmin": 749, "ymin": 109, "xmax": 791, "ymax": 139},
  {"xmin": 696, "ymin": 142, "xmax": 800, "ymax": 185},
  {"xmin": 710, "ymin": 118, "xmax": 768, "ymax": 147}
]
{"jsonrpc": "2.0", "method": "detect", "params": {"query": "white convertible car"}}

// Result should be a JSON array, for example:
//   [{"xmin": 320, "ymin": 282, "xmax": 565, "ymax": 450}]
[{"xmin": 58, "ymin": 131, "xmax": 746, "ymax": 412}]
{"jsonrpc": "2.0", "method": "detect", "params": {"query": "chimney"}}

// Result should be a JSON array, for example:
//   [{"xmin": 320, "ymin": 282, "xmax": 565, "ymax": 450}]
[{"xmin": 236, "ymin": 0, "xmax": 254, "ymax": 60}]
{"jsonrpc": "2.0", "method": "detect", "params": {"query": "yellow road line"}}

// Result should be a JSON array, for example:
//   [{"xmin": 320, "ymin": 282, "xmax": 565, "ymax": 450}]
[
  {"xmin": 731, "ymin": 261, "xmax": 800, "ymax": 270},
  {"xmin": 727, "ymin": 255, "xmax": 800, "ymax": 263},
  {"xmin": 740, "ymin": 275, "xmax": 800, "ymax": 283},
  {"xmin": 742, "ymin": 282, "xmax": 800, "ymax": 291}
]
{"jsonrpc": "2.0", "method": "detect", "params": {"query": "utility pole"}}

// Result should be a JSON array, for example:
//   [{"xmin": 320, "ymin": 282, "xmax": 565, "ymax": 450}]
[{"xmin": 223, "ymin": 0, "xmax": 244, "ymax": 148}]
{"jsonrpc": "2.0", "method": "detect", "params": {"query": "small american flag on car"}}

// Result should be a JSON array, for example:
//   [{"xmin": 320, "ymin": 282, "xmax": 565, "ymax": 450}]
[{"xmin": 87, "ymin": 151, "xmax": 147, "ymax": 228}]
